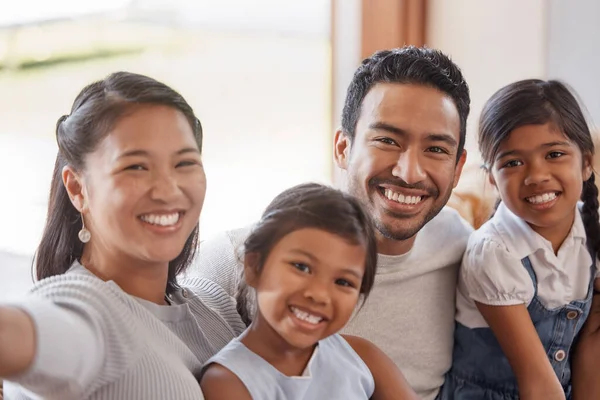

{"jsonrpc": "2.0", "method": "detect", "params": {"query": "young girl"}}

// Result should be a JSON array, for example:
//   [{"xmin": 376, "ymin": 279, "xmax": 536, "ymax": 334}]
[
  {"xmin": 440, "ymin": 79, "xmax": 600, "ymax": 399},
  {"xmin": 199, "ymin": 182, "xmax": 418, "ymax": 399}
]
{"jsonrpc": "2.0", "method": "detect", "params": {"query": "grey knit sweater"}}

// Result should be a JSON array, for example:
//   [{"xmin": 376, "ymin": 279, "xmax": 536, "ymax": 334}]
[{"xmin": 3, "ymin": 263, "xmax": 245, "ymax": 400}]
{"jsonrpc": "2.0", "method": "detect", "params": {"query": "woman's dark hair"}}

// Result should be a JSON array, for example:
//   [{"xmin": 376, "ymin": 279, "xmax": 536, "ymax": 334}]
[
  {"xmin": 479, "ymin": 79, "xmax": 599, "ymax": 258},
  {"xmin": 236, "ymin": 183, "xmax": 378, "ymax": 325},
  {"xmin": 35, "ymin": 71, "xmax": 203, "ymax": 294}
]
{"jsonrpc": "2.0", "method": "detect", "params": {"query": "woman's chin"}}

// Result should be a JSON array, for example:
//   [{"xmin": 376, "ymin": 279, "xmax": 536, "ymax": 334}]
[{"xmin": 138, "ymin": 246, "xmax": 190, "ymax": 265}]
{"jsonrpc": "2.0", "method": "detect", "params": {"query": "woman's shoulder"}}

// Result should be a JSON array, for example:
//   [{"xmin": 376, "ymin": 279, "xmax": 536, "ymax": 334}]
[{"xmin": 29, "ymin": 263, "xmax": 128, "ymax": 301}]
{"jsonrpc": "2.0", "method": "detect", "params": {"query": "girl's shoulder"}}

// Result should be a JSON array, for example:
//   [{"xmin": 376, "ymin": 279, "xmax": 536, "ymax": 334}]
[{"xmin": 467, "ymin": 218, "xmax": 509, "ymax": 255}]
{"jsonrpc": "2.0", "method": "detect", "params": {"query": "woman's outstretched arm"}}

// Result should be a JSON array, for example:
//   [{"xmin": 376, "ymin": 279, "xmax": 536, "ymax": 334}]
[{"xmin": 0, "ymin": 306, "xmax": 36, "ymax": 376}]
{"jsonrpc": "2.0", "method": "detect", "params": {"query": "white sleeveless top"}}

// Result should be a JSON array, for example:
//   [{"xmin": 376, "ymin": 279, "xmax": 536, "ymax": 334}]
[{"xmin": 202, "ymin": 333, "xmax": 375, "ymax": 399}]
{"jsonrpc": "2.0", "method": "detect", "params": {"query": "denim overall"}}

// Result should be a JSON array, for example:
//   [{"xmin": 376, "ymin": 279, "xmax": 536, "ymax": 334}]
[{"xmin": 439, "ymin": 252, "xmax": 595, "ymax": 399}]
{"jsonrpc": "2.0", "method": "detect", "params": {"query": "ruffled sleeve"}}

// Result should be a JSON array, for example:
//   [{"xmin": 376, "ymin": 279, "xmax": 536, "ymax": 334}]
[{"xmin": 461, "ymin": 238, "xmax": 535, "ymax": 306}]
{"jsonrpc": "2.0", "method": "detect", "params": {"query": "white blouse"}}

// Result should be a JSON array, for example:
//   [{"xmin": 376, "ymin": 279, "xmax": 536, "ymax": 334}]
[{"xmin": 456, "ymin": 202, "xmax": 598, "ymax": 329}]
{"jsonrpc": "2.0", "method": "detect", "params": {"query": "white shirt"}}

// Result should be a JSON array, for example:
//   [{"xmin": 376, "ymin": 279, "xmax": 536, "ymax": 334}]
[{"xmin": 456, "ymin": 202, "xmax": 597, "ymax": 329}]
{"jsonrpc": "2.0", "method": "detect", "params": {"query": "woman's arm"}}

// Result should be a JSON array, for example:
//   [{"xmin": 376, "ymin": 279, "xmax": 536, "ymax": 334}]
[
  {"xmin": 1, "ymin": 277, "xmax": 141, "ymax": 398},
  {"xmin": 0, "ymin": 307, "xmax": 36, "ymax": 376},
  {"xmin": 342, "ymin": 335, "xmax": 418, "ymax": 400},
  {"xmin": 571, "ymin": 279, "xmax": 600, "ymax": 400},
  {"xmin": 0, "ymin": 298, "xmax": 107, "ymax": 396},
  {"xmin": 476, "ymin": 303, "xmax": 565, "ymax": 400},
  {"xmin": 200, "ymin": 364, "xmax": 252, "ymax": 400}
]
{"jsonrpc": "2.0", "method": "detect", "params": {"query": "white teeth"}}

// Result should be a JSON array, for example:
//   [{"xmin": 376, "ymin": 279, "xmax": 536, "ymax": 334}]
[
  {"xmin": 290, "ymin": 307, "xmax": 323, "ymax": 325},
  {"xmin": 384, "ymin": 189, "xmax": 422, "ymax": 205},
  {"xmin": 140, "ymin": 213, "xmax": 180, "ymax": 226},
  {"xmin": 526, "ymin": 192, "xmax": 557, "ymax": 204}
]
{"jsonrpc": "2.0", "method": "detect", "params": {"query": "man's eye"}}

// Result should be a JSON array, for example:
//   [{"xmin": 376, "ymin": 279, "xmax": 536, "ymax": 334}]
[{"xmin": 376, "ymin": 137, "xmax": 396, "ymax": 145}]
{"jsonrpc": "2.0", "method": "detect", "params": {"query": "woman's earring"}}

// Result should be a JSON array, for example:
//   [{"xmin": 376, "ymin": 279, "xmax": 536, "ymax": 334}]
[{"xmin": 78, "ymin": 214, "xmax": 91, "ymax": 243}]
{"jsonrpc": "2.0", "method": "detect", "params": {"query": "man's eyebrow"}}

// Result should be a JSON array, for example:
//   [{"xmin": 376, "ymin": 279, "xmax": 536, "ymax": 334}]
[
  {"xmin": 426, "ymin": 133, "xmax": 458, "ymax": 148},
  {"xmin": 368, "ymin": 122, "xmax": 407, "ymax": 137},
  {"xmin": 369, "ymin": 122, "xmax": 458, "ymax": 148}
]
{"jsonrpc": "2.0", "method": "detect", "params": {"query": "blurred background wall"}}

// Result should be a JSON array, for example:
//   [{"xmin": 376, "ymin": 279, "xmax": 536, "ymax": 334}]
[{"xmin": 1, "ymin": 0, "xmax": 598, "ymax": 300}]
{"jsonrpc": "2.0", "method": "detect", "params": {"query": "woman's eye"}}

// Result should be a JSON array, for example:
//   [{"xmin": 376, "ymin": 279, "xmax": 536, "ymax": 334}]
[
  {"xmin": 176, "ymin": 160, "xmax": 198, "ymax": 167},
  {"xmin": 125, "ymin": 164, "xmax": 146, "ymax": 171}
]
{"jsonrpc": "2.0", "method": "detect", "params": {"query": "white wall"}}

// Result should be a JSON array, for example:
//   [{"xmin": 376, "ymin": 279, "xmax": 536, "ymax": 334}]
[
  {"xmin": 547, "ymin": 0, "xmax": 600, "ymax": 127},
  {"xmin": 331, "ymin": 0, "xmax": 361, "ymax": 130},
  {"xmin": 331, "ymin": 0, "xmax": 361, "ymax": 184},
  {"xmin": 427, "ymin": 0, "xmax": 547, "ymax": 160},
  {"xmin": 0, "ymin": 3, "xmax": 333, "ymax": 300}
]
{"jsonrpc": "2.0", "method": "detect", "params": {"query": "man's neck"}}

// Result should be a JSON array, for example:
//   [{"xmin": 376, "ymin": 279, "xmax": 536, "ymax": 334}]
[{"xmin": 376, "ymin": 233, "xmax": 417, "ymax": 256}]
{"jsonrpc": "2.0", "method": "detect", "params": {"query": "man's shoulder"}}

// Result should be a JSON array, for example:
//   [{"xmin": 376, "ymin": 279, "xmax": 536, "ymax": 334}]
[
  {"xmin": 197, "ymin": 225, "xmax": 255, "ymax": 269},
  {"xmin": 188, "ymin": 225, "xmax": 255, "ymax": 290},
  {"xmin": 200, "ymin": 225, "xmax": 253, "ymax": 253},
  {"xmin": 424, "ymin": 206, "xmax": 474, "ymax": 238},
  {"xmin": 412, "ymin": 207, "xmax": 473, "ymax": 262}
]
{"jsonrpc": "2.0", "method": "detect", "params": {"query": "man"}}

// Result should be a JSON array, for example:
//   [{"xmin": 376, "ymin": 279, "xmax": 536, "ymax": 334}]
[{"xmin": 194, "ymin": 46, "xmax": 472, "ymax": 399}]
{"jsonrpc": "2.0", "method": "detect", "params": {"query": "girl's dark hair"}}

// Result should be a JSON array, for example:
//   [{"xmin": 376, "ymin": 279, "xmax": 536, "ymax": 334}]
[
  {"xmin": 236, "ymin": 183, "xmax": 378, "ymax": 325},
  {"xmin": 479, "ymin": 79, "xmax": 599, "ymax": 258},
  {"xmin": 35, "ymin": 71, "xmax": 203, "ymax": 294}
]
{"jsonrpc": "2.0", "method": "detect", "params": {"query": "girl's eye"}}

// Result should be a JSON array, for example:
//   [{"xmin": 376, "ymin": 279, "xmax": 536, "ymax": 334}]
[
  {"xmin": 335, "ymin": 278, "xmax": 356, "ymax": 288},
  {"xmin": 547, "ymin": 151, "xmax": 565, "ymax": 159},
  {"xmin": 292, "ymin": 263, "xmax": 310, "ymax": 273},
  {"xmin": 502, "ymin": 159, "xmax": 523, "ymax": 168}
]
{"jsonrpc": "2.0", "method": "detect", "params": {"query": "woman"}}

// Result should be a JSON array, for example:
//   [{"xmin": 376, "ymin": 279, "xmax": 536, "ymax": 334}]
[{"xmin": 0, "ymin": 71, "xmax": 244, "ymax": 399}]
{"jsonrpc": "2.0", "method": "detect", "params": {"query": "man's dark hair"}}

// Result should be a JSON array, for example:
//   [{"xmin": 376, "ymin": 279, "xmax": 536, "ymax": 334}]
[{"xmin": 341, "ymin": 46, "xmax": 470, "ymax": 160}]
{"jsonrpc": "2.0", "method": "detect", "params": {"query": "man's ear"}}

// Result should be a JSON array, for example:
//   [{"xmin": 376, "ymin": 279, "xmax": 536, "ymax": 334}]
[
  {"xmin": 452, "ymin": 150, "xmax": 468, "ymax": 188},
  {"xmin": 333, "ymin": 129, "xmax": 351, "ymax": 170},
  {"xmin": 244, "ymin": 253, "xmax": 261, "ymax": 288},
  {"xmin": 62, "ymin": 165, "xmax": 87, "ymax": 212}
]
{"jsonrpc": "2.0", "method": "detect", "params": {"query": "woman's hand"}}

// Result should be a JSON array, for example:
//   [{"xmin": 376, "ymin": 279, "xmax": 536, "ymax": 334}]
[{"xmin": 0, "ymin": 306, "xmax": 36, "ymax": 377}]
